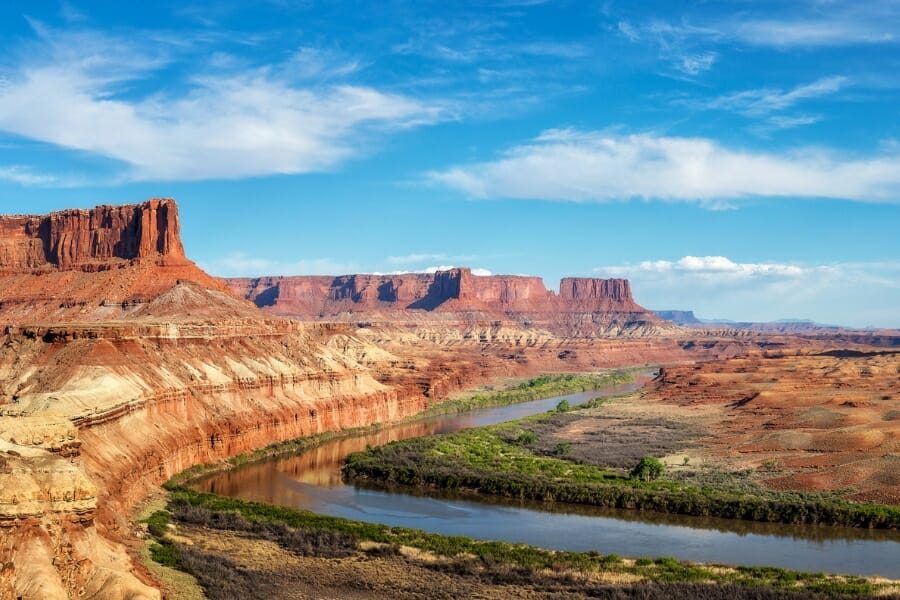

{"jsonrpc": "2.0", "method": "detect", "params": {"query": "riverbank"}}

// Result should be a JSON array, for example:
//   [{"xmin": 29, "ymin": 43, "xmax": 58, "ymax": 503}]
[
  {"xmin": 166, "ymin": 371, "xmax": 638, "ymax": 489},
  {"xmin": 144, "ymin": 486, "xmax": 898, "ymax": 599},
  {"xmin": 343, "ymin": 399, "xmax": 900, "ymax": 529}
]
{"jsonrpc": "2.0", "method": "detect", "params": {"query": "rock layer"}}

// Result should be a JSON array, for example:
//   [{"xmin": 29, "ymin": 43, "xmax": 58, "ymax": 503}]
[
  {"xmin": 226, "ymin": 268, "xmax": 671, "ymax": 337},
  {"xmin": 0, "ymin": 200, "xmax": 229, "ymax": 324},
  {"xmin": 0, "ymin": 199, "xmax": 185, "ymax": 272}
]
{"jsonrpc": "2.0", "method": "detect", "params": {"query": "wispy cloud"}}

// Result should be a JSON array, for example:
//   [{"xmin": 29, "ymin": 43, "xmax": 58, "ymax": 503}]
[
  {"xmin": 428, "ymin": 128, "xmax": 900, "ymax": 206},
  {"xmin": 202, "ymin": 252, "xmax": 360, "ymax": 277},
  {"xmin": 423, "ymin": 265, "xmax": 492, "ymax": 276},
  {"xmin": 594, "ymin": 256, "xmax": 900, "ymax": 327},
  {"xmin": 706, "ymin": 76, "xmax": 849, "ymax": 117},
  {"xmin": 596, "ymin": 256, "xmax": 806, "ymax": 279},
  {"xmin": 730, "ymin": 19, "xmax": 897, "ymax": 48},
  {"xmin": 0, "ymin": 165, "xmax": 58, "ymax": 186},
  {"xmin": 0, "ymin": 23, "xmax": 445, "ymax": 183}
]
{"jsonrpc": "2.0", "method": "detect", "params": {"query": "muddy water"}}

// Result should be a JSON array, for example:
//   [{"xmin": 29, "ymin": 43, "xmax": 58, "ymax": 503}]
[{"xmin": 195, "ymin": 375, "xmax": 900, "ymax": 578}]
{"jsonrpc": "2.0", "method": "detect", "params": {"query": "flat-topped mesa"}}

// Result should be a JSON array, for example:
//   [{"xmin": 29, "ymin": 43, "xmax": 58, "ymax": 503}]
[
  {"xmin": 0, "ymin": 198, "xmax": 187, "ymax": 273},
  {"xmin": 226, "ymin": 268, "xmax": 671, "ymax": 336},
  {"xmin": 559, "ymin": 277, "xmax": 640, "ymax": 312},
  {"xmin": 0, "ymin": 199, "xmax": 237, "ymax": 324}
]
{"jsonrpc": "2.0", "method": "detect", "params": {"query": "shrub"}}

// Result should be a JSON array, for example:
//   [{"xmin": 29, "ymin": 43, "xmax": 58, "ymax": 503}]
[
  {"xmin": 631, "ymin": 456, "xmax": 666, "ymax": 482},
  {"xmin": 150, "ymin": 541, "xmax": 177, "ymax": 567},
  {"xmin": 146, "ymin": 510, "xmax": 171, "ymax": 538},
  {"xmin": 553, "ymin": 442, "xmax": 572, "ymax": 456},
  {"xmin": 516, "ymin": 431, "xmax": 538, "ymax": 445},
  {"xmin": 555, "ymin": 399, "xmax": 571, "ymax": 413}
]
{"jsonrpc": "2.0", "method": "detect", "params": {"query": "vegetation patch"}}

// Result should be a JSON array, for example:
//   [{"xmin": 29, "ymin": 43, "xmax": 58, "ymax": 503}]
[
  {"xmin": 159, "ymin": 485, "xmax": 894, "ymax": 598},
  {"xmin": 342, "ymin": 405, "xmax": 900, "ymax": 529},
  {"xmin": 165, "ymin": 370, "xmax": 636, "ymax": 489},
  {"xmin": 413, "ymin": 371, "xmax": 636, "ymax": 419}
]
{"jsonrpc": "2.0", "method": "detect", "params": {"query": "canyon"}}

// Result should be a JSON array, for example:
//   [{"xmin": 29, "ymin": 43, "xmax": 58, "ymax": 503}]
[{"xmin": 0, "ymin": 199, "xmax": 895, "ymax": 600}]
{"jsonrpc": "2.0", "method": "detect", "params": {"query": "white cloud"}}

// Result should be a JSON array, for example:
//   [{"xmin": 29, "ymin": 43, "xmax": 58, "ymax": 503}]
[
  {"xmin": 202, "ymin": 252, "xmax": 359, "ymax": 277},
  {"xmin": 678, "ymin": 53, "xmax": 716, "ymax": 75},
  {"xmin": 428, "ymin": 128, "xmax": 900, "ymax": 205},
  {"xmin": 423, "ymin": 265, "xmax": 492, "ymax": 276},
  {"xmin": 387, "ymin": 253, "xmax": 450, "ymax": 265},
  {"xmin": 706, "ymin": 77, "xmax": 848, "ymax": 117},
  {"xmin": 596, "ymin": 256, "xmax": 806, "ymax": 279},
  {"xmin": 0, "ymin": 166, "xmax": 58, "ymax": 186},
  {"xmin": 730, "ymin": 19, "xmax": 897, "ymax": 48},
  {"xmin": 593, "ymin": 256, "xmax": 900, "ymax": 327},
  {"xmin": 0, "ymin": 25, "xmax": 445, "ymax": 182},
  {"xmin": 617, "ymin": 21, "xmax": 640, "ymax": 42}
]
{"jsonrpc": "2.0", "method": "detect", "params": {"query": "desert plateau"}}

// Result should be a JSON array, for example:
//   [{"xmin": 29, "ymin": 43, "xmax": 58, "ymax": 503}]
[
  {"xmin": 1, "ymin": 2, "xmax": 899, "ymax": 598},
  {"xmin": 0, "ymin": 199, "xmax": 895, "ymax": 600}
]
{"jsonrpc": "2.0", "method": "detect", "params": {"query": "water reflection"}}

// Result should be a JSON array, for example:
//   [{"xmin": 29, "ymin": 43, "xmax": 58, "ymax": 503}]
[{"xmin": 195, "ymin": 375, "xmax": 900, "ymax": 578}]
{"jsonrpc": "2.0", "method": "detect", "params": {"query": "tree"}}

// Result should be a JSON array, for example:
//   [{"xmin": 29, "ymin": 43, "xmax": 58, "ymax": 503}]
[{"xmin": 631, "ymin": 456, "xmax": 665, "ymax": 482}]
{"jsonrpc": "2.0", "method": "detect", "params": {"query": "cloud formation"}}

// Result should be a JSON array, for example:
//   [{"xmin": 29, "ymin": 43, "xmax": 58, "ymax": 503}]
[
  {"xmin": 202, "ymin": 252, "xmax": 360, "ymax": 277},
  {"xmin": 706, "ymin": 77, "xmax": 848, "ymax": 117},
  {"xmin": 428, "ymin": 129, "xmax": 900, "ymax": 206},
  {"xmin": 0, "ymin": 24, "xmax": 444, "ymax": 183},
  {"xmin": 593, "ymin": 256, "xmax": 900, "ymax": 327}
]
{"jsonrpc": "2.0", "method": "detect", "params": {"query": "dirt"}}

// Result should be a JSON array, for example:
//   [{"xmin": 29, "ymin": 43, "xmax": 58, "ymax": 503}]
[{"xmin": 640, "ymin": 351, "xmax": 900, "ymax": 503}]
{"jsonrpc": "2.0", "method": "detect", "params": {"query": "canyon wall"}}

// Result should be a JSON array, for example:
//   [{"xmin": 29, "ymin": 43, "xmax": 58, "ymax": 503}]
[
  {"xmin": 0, "ymin": 199, "xmax": 185, "ymax": 272},
  {"xmin": 0, "ymin": 199, "xmax": 727, "ymax": 600},
  {"xmin": 0, "ymin": 200, "xmax": 230, "ymax": 324},
  {"xmin": 226, "ymin": 268, "xmax": 672, "ymax": 337}
]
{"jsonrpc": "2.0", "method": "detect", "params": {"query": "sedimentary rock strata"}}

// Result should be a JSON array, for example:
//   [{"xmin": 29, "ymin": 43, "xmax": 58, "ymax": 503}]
[{"xmin": 226, "ymin": 268, "xmax": 671, "ymax": 337}]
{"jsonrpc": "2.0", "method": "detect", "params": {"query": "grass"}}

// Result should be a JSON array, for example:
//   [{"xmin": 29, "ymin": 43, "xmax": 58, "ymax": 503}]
[
  {"xmin": 155, "ymin": 485, "xmax": 895, "ymax": 598},
  {"xmin": 165, "ymin": 370, "xmax": 637, "ymax": 490},
  {"xmin": 343, "ymin": 405, "xmax": 900, "ymax": 529},
  {"xmin": 412, "ymin": 371, "xmax": 637, "ymax": 419}
]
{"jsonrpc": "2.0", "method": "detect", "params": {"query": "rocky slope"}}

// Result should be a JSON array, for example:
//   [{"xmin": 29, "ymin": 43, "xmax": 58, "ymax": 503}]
[
  {"xmin": 226, "ymin": 269, "xmax": 673, "ymax": 337},
  {"xmin": 0, "ymin": 199, "xmax": 229, "ymax": 324},
  {"xmin": 0, "ymin": 200, "xmax": 709, "ymax": 600}
]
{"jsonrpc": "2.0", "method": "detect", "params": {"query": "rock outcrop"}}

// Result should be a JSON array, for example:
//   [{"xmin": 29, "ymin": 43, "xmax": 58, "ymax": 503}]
[
  {"xmin": 0, "ymin": 199, "xmax": 742, "ymax": 600},
  {"xmin": 0, "ymin": 200, "xmax": 230, "ymax": 324},
  {"xmin": 226, "ymin": 268, "xmax": 673, "ymax": 337},
  {"xmin": 0, "ymin": 199, "xmax": 186, "ymax": 272}
]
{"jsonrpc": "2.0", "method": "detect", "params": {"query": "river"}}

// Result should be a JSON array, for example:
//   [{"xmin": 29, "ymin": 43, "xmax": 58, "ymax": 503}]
[{"xmin": 194, "ymin": 375, "xmax": 900, "ymax": 578}]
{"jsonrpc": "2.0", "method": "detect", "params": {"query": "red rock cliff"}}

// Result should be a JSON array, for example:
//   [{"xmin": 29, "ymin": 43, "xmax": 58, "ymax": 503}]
[
  {"xmin": 0, "ymin": 200, "xmax": 232, "ymax": 324},
  {"xmin": 226, "ymin": 268, "xmax": 671, "ymax": 336},
  {"xmin": 0, "ymin": 199, "xmax": 186, "ymax": 272}
]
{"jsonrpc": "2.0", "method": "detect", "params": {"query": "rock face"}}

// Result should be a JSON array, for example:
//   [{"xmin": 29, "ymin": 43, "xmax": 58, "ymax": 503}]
[
  {"xmin": 0, "ymin": 199, "xmax": 186, "ymax": 272},
  {"xmin": 0, "ymin": 200, "xmax": 229, "ymax": 324},
  {"xmin": 226, "ymin": 268, "xmax": 671, "ymax": 337},
  {"xmin": 0, "ymin": 199, "xmax": 716, "ymax": 600}
]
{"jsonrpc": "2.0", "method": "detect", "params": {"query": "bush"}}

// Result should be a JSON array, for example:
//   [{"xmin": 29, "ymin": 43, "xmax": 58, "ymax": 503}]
[
  {"xmin": 553, "ymin": 442, "xmax": 572, "ymax": 456},
  {"xmin": 146, "ymin": 510, "xmax": 171, "ymax": 538},
  {"xmin": 516, "ymin": 431, "xmax": 538, "ymax": 445},
  {"xmin": 631, "ymin": 456, "xmax": 666, "ymax": 482},
  {"xmin": 555, "ymin": 399, "xmax": 571, "ymax": 413},
  {"xmin": 150, "ymin": 541, "xmax": 177, "ymax": 567}
]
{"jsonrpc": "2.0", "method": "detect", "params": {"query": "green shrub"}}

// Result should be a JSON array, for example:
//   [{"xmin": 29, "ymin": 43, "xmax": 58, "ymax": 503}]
[
  {"xmin": 555, "ymin": 399, "xmax": 571, "ymax": 413},
  {"xmin": 631, "ymin": 456, "xmax": 666, "ymax": 482},
  {"xmin": 150, "ymin": 541, "xmax": 177, "ymax": 567},
  {"xmin": 516, "ymin": 431, "xmax": 538, "ymax": 445},
  {"xmin": 146, "ymin": 510, "xmax": 171, "ymax": 538}
]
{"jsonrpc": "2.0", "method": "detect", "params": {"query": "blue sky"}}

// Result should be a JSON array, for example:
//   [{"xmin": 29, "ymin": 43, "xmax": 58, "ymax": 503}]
[{"xmin": 0, "ymin": 1, "xmax": 898, "ymax": 327}]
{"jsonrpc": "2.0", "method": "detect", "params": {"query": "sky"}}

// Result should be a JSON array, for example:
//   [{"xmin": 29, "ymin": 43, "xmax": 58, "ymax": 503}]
[{"xmin": 0, "ymin": 1, "xmax": 898, "ymax": 327}]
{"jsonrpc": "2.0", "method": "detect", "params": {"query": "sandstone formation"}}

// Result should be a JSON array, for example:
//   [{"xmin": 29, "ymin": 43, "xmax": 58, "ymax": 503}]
[
  {"xmin": 1, "ymin": 199, "xmax": 892, "ymax": 600},
  {"xmin": 0, "ymin": 199, "xmax": 228, "ymax": 325},
  {"xmin": 226, "ymin": 269, "xmax": 672, "ymax": 337},
  {"xmin": 0, "ymin": 200, "xmax": 705, "ymax": 600}
]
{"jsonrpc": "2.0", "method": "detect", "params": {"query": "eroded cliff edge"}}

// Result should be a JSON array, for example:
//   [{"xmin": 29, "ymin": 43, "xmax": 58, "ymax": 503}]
[
  {"xmin": 0, "ymin": 199, "xmax": 732, "ymax": 600},
  {"xmin": 226, "ymin": 268, "xmax": 672, "ymax": 337}
]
